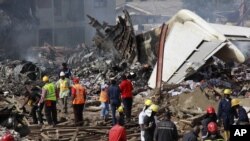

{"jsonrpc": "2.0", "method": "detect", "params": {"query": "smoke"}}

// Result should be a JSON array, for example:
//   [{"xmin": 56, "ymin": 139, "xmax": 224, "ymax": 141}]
[
  {"xmin": 232, "ymin": 41, "xmax": 250, "ymax": 59},
  {"xmin": 0, "ymin": 0, "xmax": 37, "ymax": 60}
]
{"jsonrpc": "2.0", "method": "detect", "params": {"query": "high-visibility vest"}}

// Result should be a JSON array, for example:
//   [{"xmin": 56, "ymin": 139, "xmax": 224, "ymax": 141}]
[
  {"xmin": 72, "ymin": 84, "xmax": 85, "ymax": 104},
  {"xmin": 43, "ymin": 83, "xmax": 56, "ymax": 101},
  {"xmin": 59, "ymin": 79, "xmax": 69, "ymax": 92},
  {"xmin": 99, "ymin": 90, "xmax": 108, "ymax": 102}
]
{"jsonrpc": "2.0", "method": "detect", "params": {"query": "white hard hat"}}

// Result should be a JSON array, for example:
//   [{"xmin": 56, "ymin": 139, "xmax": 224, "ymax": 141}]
[{"xmin": 60, "ymin": 71, "xmax": 65, "ymax": 76}]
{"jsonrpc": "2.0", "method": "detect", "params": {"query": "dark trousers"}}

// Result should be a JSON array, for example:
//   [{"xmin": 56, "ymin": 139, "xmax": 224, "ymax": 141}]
[
  {"xmin": 144, "ymin": 130, "xmax": 154, "ymax": 141},
  {"xmin": 31, "ymin": 103, "xmax": 44, "ymax": 124},
  {"xmin": 111, "ymin": 103, "xmax": 120, "ymax": 125},
  {"xmin": 44, "ymin": 100, "xmax": 57, "ymax": 125},
  {"xmin": 122, "ymin": 98, "xmax": 133, "ymax": 120},
  {"xmin": 73, "ymin": 104, "xmax": 84, "ymax": 126},
  {"xmin": 61, "ymin": 96, "xmax": 68, "ymax": 113}
]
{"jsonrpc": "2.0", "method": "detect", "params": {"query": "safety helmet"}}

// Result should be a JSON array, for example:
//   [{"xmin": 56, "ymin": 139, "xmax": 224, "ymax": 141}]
[
  {"xmin": 117, "ymin": 106, "xmax": 124, "ymax": 113},
  {"xmin": 60, "ymin": 71, "xmax": 65, "ymax": 77},
  {"xmin": 207, "ymin": 122, "xmax": 218, "ymax": 134},
  {"xmin": 206, "ymin": 106, "xmax": 215, "ymax": 114},
  {"xmin": 73, "ymin": 77, "xmax": 80, "ymax": 83},
  {"xmin": 231, "ymin": 99, "xmax": 240, "ymax": 107},
  {"xmin": 1, "ymin": 132, "xmax": 14, "ymax": 141},
  {"xmin": 144, "ymin": 99, "xmax": 152, "ymax": 106},
  {"xmin": 223, "ymin": 89, "xmax": 232, "ymax": 95},
  {"xmin": 149, "ymin": 104, "xmax": 159, "ymax": 112},
  {"xmin": 42, "ymin": 76, "xmax": 49, "ymax": 82}
]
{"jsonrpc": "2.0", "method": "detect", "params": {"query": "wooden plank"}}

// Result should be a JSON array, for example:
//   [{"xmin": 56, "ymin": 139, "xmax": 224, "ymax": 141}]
[{"xmin": 70, "ymin": 128, "xmax": 79, "ymax": 141}]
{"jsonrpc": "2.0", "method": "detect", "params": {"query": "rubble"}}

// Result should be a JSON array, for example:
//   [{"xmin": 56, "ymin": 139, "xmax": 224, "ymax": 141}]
[{"xmin": 1, "ymin": 7, "xmax": 250, "ymax": 140}]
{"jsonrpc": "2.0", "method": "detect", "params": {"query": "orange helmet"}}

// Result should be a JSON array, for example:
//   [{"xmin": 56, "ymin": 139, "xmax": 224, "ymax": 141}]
[
  {"xmin": 207, "ymin": 122, "xmax": 218, "ymax": 134},
  {"xmin": 206, "ymin": 106, "xmax": 215, "ymax": 114}
]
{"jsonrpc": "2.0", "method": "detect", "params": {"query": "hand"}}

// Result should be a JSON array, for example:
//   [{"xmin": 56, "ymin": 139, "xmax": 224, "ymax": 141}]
[{"xmin": 149, "ymin": 122, "xmax": 153, "ymax": 127}]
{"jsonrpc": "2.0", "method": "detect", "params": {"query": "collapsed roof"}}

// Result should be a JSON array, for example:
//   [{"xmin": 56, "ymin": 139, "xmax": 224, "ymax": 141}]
[{"xmin": 148, "ymin": 9, "xmax": 250, "ymax": 88}]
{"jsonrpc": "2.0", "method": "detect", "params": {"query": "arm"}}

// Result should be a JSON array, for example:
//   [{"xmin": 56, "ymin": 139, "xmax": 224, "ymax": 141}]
[
  {"xmin": 217, "ymin": 100, "xmax": 222, "ymax": 120},
  {"xmin": 71, "ymin": 87, "xmax": 76, "ymax": 101},
  {"xmin": 38, "ymin": 88, "xmax": 47, "ymax": 105}
]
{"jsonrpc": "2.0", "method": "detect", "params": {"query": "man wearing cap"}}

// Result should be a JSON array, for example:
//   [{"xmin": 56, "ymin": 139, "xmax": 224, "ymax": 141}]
[
  {"xmin": 38, "ymin": 76, "xmax": 57, "ymax": 126},
  {"xmin": 59, "ymin": 63, "xmax": 72, "ymax": 79},
  {"xmin": 56, "ymin": 71, "xmax": 71, "ymax": 113},
  {"xmin": 154, "ymin": 110, "xmax": 178, "ymax": 141},
  {"xmin": 231, "ymin": 99, "xmax": 249, "ymax": 125},
  {"xmin": 217, "ymin": 89, "xmax": 234, "ymax": 141},
  {"xmin": 144, "ymin": 104, "xmax": 158, "ymax": 141},
  {"xmin": 139, "ymin": 99, "xmax": 152, "ymax": 141},
  {"xmin": 204, "ymin": 122, "xmax": 224, "ymax": 141},
  {"xmin": 71, "ymin": 77, "xmax": 86, "ymax": 126},
  {"xmin": 108, "ymin": 116, "xmax": 127, "ymax": 141},
  {"xmin": 119, "ymin": 74, "xmax": 133, "ymax": 122}
]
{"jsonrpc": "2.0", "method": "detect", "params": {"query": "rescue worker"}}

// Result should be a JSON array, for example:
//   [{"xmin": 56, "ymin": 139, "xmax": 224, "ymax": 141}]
[
  {"xmin": 60, "ymin": 62, "xmax": 72, "ymax": 79},
  {"xmin": 117, "ymin": 106, "xmax": 125, "ymax": 126},
  {"xmin": 202, "ymin": 106, "xmax": 217, "ymax": 139},
  {"xmin": 154, "ymin": 111, "xmax": 178, "ymax": 141},
  {"xmin": 71, "ymin": 77, "xmax": 86, "ymax": 126},
  {"xmin": 204, "ymin": 122, "xmax": 224, "ymax": 141},
  {"xmin": 183, "ymin": 126, "xmax": 200, "ymax": 141},
  {"xmin": 21, "ymin": 86, "xmax": 44, "ymax": 125},
  {"xmin": 99, "ymin": 84, "xmax": 109, "ymax": 121},
  {"xmin": 108, "ymin": 78, "xmax": 121, "ymax": 125},
  {"xmin": 144, "ymin": 104, "xmax": 158, "ymax": 141},
  {"xmin": 119, "ymin": 74, "xmax": 133, "ymax": 122},
  {"xmin": 38, "ymin": 76, "xmax": 57, "ymax": 126},
  {"xmin": 231, "ymin": 99, "xmax": 249, "ymax": 125},
  {"xmin": 139, "ymin": 99, "xmax": 152, "ymax": 141},
  {"xmin": 56, "ymin": 71, "xmax": 70, "ymax": 113},
  {"xmin": 217, "ymin": 89, "xmax": 233, "ymax": 141},
  {"xmin": 108, "ymin": 116, "xmax": 127, "ymax": 141}
]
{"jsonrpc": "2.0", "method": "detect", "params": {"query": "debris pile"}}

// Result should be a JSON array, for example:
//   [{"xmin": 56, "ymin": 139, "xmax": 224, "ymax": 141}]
[{"xmin": 0, "ymin": 60, "xmax": 41, "ymax": 96}]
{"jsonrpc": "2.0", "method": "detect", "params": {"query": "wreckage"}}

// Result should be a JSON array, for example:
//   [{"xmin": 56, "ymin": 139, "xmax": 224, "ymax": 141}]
[
  {"xmin": 1, "ymin": 8, "xmax": 250, "ymax": 140},
  {"xmin": 88, "ymin": 9, "xmax": 250, "ymax": 88}
]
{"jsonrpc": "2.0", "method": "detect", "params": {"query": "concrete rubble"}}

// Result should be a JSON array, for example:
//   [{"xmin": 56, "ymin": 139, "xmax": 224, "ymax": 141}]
[{"xmin": 0, "ymin": 9, "xmax": 250, "ymax": 141}]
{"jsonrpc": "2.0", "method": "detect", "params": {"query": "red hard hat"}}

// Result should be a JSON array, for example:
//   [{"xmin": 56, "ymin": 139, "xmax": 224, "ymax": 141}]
[
  {"xmin": 1, "ymin": 132, "xmax": 14, "ymax": 141},
  {"xmin": 207, "ymin": 122, "xmax": 218, "ymax": 134},
  {"xmin": 206, "ymin": 106, "xmax": 215, "ymax": 114},
  {"xmin": 73, "ymin": 77, "xmax": 80, "ymax": 83}
]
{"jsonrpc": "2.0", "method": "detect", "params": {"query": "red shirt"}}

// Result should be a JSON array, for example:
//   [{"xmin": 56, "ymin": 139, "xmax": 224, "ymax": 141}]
[
  {"xmin": 109, "ymin": 124, "xmax": 127, "ymax": 141},
  {"xmin": 119, "ymin": 79, "xmax": 133, "ymax": 98}
]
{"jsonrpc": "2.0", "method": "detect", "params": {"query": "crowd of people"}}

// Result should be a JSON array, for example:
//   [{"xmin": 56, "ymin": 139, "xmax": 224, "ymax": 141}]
[{"xmin": 20, "ymin": 63, "xmax": 250, "ymax": 141}]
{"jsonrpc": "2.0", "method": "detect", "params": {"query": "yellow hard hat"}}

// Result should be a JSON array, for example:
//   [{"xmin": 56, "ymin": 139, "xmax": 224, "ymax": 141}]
[
  {"xmin": 223, "ymin": 89, "xmax": 232, "ymax": 95},
  {"xmin": 231, "ymin": 99, "xmax": 240, "ymax": 107},
  {"xmin": 117, "ymin": 106, "xmax": 124, "ymax": 113},
  {"xmin": 149, "ymin": 104, "xmax": 159, "ymax": 112},
  {"xmin": 42, "ymin": 76, "xmax": 49, "ymax": 82},
  {"xmin": 144, "ymin": 99, "xmax": 152, "ymax": 106}
]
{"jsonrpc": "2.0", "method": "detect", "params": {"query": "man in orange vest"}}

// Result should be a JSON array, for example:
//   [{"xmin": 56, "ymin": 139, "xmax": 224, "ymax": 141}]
[
  {"xmin": 71, "ymin": 77, "xmax": 86, "ymax": 126},
  {"xmin": 99, "ymin": 84, "xmax": 109, "ymax": 121}
]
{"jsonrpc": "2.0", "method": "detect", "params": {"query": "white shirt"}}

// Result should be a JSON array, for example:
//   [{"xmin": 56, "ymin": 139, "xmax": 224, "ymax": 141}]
[{"xmin": 139, "ymin": 110, "xmax": 146, "ymax": 125}]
